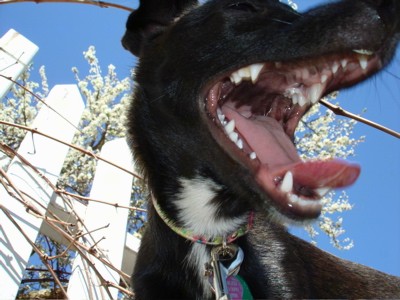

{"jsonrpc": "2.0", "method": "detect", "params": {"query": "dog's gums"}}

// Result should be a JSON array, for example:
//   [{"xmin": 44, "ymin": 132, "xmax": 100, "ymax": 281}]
[{"xmin": 205, "ymin": 51, "xmax": 381, "ymax": 219}]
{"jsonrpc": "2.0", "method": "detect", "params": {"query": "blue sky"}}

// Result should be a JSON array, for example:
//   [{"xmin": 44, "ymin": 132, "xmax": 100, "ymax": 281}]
[{"xmin": 1, "ymin": 0, "xmax": 399, "ymax": 277}]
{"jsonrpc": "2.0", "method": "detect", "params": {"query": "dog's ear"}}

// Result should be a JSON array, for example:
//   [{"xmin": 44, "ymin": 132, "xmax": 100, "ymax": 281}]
[{"xmin": 122, "ymin": 0, "xmax": 198, "ymax": 56}]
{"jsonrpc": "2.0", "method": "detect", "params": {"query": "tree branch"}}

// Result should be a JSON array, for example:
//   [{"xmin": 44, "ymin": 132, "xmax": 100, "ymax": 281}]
[
  {"xmin": 320, "ymin": 99, "xmax": 400, "ymax": 139},
  {"xmin": 0, "ymin": 0, "xmax": 134, "ymax": 11},
  {"xmin": 0, "ymin": 121, "xmax": 141, "ymax": 179}
]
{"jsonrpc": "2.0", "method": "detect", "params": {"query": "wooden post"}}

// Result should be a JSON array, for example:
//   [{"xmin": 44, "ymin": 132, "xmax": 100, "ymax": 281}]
[
  {"xmin": 0, "ymin": 29, "xmax": 39, "ymax": 100},
  {"xmin": 67, "ymin": 138, "xmax": 134, "ymax": 299},
  {"xmin": 0, "ymin": 85, "xmax": 84, "ymax": 299}
]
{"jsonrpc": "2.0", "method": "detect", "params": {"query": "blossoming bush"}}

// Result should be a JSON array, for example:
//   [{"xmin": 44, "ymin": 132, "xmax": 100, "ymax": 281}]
[{"xmin": 295, "ymin": 99, "xmax": 365, "ymax": 249}]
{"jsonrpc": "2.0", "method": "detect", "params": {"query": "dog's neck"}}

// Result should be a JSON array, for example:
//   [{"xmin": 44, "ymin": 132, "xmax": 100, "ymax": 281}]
[{"xmin": 151, "ymin": 193, "xmax": 254, "ymax": 246}]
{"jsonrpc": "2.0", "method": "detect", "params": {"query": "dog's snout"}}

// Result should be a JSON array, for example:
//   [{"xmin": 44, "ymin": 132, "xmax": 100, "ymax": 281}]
[
  {"xmin": 360, "ymin": 0, "xmax": 400, "ymax": 32},
  {"xmin": 376, "ymin": 0, "xmax": 400, "ymax": 33}
]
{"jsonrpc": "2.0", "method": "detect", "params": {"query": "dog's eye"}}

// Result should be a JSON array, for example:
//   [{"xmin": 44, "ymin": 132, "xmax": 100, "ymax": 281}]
[{"xmin": 227, "ymin": 2, "xmax": 257, "ymax": 12}]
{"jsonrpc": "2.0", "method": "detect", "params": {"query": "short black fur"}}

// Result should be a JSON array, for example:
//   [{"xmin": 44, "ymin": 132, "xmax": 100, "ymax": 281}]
[{"xmin": 122, "ymin": 0, "xmax": 400, "ymax": 298}]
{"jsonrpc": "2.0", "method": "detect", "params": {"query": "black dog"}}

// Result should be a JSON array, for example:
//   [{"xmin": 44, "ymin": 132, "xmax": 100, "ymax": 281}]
[{"xmin": 122, "ymin": 0, "xmax": 400, "ymax": 298}]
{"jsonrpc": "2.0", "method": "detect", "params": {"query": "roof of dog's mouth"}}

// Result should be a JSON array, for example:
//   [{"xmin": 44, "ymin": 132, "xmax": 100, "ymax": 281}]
[{"xmin": 204, "ymin": 50, "xmax": 382, "ymax": 220}]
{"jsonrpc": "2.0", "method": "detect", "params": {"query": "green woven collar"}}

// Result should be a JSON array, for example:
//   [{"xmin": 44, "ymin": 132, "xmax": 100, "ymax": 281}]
[{"xmin": 151, "ymin": 195, "xmax": 254, "ymax": 246}]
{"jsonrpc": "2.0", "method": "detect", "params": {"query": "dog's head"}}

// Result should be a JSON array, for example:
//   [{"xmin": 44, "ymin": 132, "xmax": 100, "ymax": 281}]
[{"xmin": 123, "ymin": 0, "xmax": 399, "ymax": 224}]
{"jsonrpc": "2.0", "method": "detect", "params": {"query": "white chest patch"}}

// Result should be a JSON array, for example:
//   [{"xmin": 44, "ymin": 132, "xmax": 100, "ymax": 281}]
[{"xmin": 175, "ymin": 176, "xmax": 247, "ymax": 238}]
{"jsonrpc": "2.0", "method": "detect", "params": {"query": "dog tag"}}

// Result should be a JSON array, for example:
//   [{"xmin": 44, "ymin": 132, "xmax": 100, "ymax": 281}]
[{"xmin": 210, "ymin": 244, "xmax": 244, "ymax": 300}]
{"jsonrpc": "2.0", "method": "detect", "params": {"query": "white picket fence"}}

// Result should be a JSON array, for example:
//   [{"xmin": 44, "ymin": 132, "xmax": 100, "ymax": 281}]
[{"xmin": 0, "ymin": 29, "xmax": 140, "ymax": 299}]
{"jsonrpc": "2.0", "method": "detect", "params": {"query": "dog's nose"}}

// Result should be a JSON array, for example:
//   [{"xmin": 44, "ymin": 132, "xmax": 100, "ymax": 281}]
[
  {"xmin": 363, "ymin": 0, "xmax": 400, "ymax": 33},
  {"xmin": 378, "ymin": 0, "xmax": 400, "ymax": 33}
]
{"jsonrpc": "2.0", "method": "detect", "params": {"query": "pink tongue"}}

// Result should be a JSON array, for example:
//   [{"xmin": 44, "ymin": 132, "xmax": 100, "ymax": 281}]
[
  {"xmin": 222, "ymin": 106, "xmax": 301, "ymax": 168},
  {"xmin": 278, "ymin": 160, "xmax": 361, "ymax": 189},
  {"xmin": 222, "ymin": 106, "xmax": 360, "ymax": 189}
]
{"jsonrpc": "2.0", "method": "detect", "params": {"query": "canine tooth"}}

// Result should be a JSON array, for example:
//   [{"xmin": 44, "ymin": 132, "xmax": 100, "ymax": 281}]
[
  {"xmin": 250, "ymin": 63, "xmax": 264, "ymax": 83},
  {"xmin": 340, "ymin": 59, "xmax": 348, "ymax": 69},
  {"xmin": 331, "ymin": 62, "xmax": 340, "ymax": 74},
  {"xmin": 321, "ymin": 74, "xmax": 328, "ymax": 84},
  {"xmin": 229, "ymin": 132, "xmax": 239, "ymax": 143},
  {"xmin": 358, "ymin": 55, "xmax": 368, "ymax": 70},
  {"xmin": 309, "ymin": 83, "xmax": 323, "ymax": 104},
  {"xmin": 250, "ymin": 152, "xmax": 257, "ymax": 160},
  {"xmin": 280, "ymin": 171, "xmax": 293, "ymax": 193},
  {"xmin": 236, "ymin": 138, "xmax": 243, "ymax": 149},
  {"xmin": 315, "ymin": 187, "xmax": 331, "ymax": 197},
  {"xmin": 224, "ymin": 119, "xmax": 235, "ymax": 134}
]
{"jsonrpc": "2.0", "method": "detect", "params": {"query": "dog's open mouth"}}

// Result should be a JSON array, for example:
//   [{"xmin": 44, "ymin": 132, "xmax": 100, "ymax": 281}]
[{"xmin": 205, "ymin": 51, "xmax": 382, "ymax": 220}]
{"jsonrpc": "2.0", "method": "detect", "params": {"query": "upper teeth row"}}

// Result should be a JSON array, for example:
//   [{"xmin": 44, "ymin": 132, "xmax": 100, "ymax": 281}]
[
  {"xmin": 228, "ymin": 51, "xmax": 373, "ymax": 107},
  {"xmin": 279, "ymin": 170, "xmax": 331, "ymax": 204},
  {"xmin": 230, "ymin": 63, "xmax": 264, "ymax": 85},
  {"xmin": 218, "ymin": 108, "xmax": 257, "ymax": 160}
]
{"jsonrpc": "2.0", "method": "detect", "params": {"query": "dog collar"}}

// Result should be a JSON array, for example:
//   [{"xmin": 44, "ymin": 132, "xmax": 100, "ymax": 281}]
[{"xmin": 151, "ymin": 194, "xmax": 254, "ymax": 246}]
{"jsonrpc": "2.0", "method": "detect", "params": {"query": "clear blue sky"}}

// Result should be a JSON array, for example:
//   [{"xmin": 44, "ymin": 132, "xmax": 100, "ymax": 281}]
[{"xmin": 1, "ymin": 0, "xmax": 399, "ymax": 277}]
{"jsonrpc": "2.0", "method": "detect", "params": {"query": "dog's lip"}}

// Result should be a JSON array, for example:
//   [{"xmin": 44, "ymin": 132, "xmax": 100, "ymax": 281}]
[{"xmin": 203, "ymin": 51, "xmax": 381, "ymax": 220}]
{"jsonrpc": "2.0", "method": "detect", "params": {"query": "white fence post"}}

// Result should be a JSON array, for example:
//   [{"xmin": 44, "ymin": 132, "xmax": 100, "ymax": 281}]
[
  {"xmin": 0, "ymin": 29, "xmax": 39, "ymax": 100},
  {"xmin": 68, "ymin": 138, "xmax": 134, "ymax": 299},
  {"xmin": 0, "ymin": 85, "xmax": 84, "ymax": 299}
]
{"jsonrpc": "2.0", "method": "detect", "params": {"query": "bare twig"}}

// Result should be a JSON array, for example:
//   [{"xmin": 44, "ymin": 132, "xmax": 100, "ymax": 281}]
[
  {"xmin": 58, "ymin": 189, "xmax": 147, "ymax": 212},
  {"xmin": 320, "ymin": 99, "xmax": 400, "ymax": 139},
  {"xmin": 0, "ymin": 204, "xmax": 69, "ymax": 299},
  {"xmin": 0, "ymin": 121, "xmax": 141, "ymax": 178},
  {"xmin": 104, "ymin": 280, "xmax": 135, "ymax": 297},
  {"xmin": 0, "ymin": 74, "xmax": 83, "ymax": 134},
  {"xmin": 0, "ymin": 0, "xmax": 134, "ymax": 11}
]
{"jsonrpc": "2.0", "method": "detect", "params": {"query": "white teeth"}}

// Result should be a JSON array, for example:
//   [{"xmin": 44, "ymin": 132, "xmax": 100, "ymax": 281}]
[
  {"xmin": 219, "ymin": 114, "xmax": 245, "ymax": 150},
  {"xmin": 340, "ymin": 59, "xmax": 348, "ymax": 69},
  {"xmin": 228, "ymin": 131, "xmax": 239, "ymax": 143},
  {"xmin": 250, "ymin": 152, "xmax": 257, "ymax": 160},
  {"xmin": 217, "ymin": 108, "xmax": 225, "ymax": 123},
  {"xmin": 353, "ymin": 49, "xmax": 374, "ymax": 55},
  {"xmin": 275, "ymin": 62, "xmax": 282, "ymax": 68},
  {"xmin": 291, "ymin": 93, "xmax": 299, "ymax": 105},
  {"xmin": 309, "ymin": 83, "xmax": 323, "ymax": 104},
  {"xmin": 280, "ymin": 171, "xmax": 293, "ymax": 193},
  {"xmin": 331, "ymin": 62, "xmax": 340, "ymax": 74},
  {"xmin": 224, "ymin": 119, "xmax": 235, "ymax": 134},
  {"xmin": 358, "ymin": 55, "xmax": 368, "ymax": 70},
  {"xmin": 238, "ymin": 66, "xmax": 251, "ymax": 79},
  {"xmin": 289, "ymin": 193, "xmax": 300, "ymax": 204},
  {"xmin": 288, "ymin": 194, "xmax": 322, "ymax": 210},
  {"xmin": 250, "ymin": 63, "xmax": 264, "ymax": 83},
  {"xmin": 315, "ymin": 187, "xmax": 331, "ymax": 197},
  {"xmin": 298, "ymin": 94, "xmax": 307, "ymax": 107},
  {"xmin": 230, "ymin": 72, "xmax": 243, "ymax": 85},
  {"xmin": 236, "ymin": 138, "xmax": 243, "ymax": 149},
  {"xmin": 230, "ymin": 63, "xmax": 265, "ymax": 85},
  {"xmin": 321, "ymin": 74, "xmax": 328, "ymax": 84}
]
